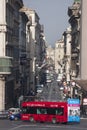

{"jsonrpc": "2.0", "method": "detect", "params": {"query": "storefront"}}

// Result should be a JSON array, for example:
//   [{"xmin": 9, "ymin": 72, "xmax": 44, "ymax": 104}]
[{"xmin": 75, "ymin": 80, "xmax": 87, "ymax": 116}]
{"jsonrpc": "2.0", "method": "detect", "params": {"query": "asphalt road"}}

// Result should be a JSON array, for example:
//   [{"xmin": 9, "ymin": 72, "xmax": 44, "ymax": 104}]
[
  {"xmin": 37, "ymin": 81, "xmax": 63, "ymax": 101},
  {"xmin": 1, "ymin": 81, "xmax": 85, "ymax": 130},
  {"xmin": 0, "ymin": 119, "xmax": 87, "ymax": 130}
]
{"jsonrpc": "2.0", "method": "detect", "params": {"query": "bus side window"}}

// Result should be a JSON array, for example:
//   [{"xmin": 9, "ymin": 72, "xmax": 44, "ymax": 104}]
[
  {"xmin": 37, "ymin": 108, "xmax": 47, "ymax": 114},
  {"xmin": 41, "ymin": 108, "xmax": 47, "ymax": 114},
  {"xmin": 56, "ymin": 108, "xmax": 64, "ymax": 115},
  {"xmin": 47, "ymin": 108, "xmax": 56, "ymax": 115},
  {"xmin": 28, "ymin": 107, "xmax": 37, "ymax": 114},
  {"xmin": 37, "ymin": 108, "xmax": 41, "ymax": 114}
]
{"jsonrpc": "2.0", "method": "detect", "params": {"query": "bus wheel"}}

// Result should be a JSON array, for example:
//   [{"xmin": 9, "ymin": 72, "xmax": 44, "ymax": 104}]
[
  {"xmin": 30, "ymin": 117, "xmax": 34, "ymax": 122},
  {"xmin": 52, "ymin": 118, "xmax": 56, "ymax": 124}
]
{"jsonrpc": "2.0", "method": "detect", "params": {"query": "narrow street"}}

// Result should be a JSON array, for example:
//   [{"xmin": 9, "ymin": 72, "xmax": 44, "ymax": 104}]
[{"xmin": 37, "ymin": 81, "xmax": 63, "ymax": 102}]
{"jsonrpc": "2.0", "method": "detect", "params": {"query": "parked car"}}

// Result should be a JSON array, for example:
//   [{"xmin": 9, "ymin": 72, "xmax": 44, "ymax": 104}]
[
  {"xmin": 0, "ymin": 110, "xmax": 9, "ymax": 119},
  {"xmin": 8, "ymin": 108, "xmax": 21, "ymax": 120}
]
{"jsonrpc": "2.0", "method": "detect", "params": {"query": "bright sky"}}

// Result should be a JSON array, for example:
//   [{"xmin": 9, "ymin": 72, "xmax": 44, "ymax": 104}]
[{"xmin": 23, "ymin": 0, "xmax": 74, "ymax": 46}]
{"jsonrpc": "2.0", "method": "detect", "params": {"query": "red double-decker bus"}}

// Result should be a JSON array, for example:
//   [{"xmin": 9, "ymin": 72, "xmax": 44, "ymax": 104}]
[{"xmin": 21, "ymin": 101, "xmax": 67, "ymax": 123}]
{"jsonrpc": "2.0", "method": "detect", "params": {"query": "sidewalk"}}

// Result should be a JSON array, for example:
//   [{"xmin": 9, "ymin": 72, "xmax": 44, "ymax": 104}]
[{"xmin": 81, "ymin": 115, "xmax": 87, "ymax": 119}]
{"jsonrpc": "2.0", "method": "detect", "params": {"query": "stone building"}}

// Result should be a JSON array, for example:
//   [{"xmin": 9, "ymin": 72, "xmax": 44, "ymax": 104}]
[
  {"xmin": 80, "ymin": 0, "xmax": 87, "ymax": 79},
  {"xmin": 46, "ymin": 45, "xmax": 55, "ymax": 66},
  {"xmin": 68, "ymin": 0, "xmax": 87, "ymax": 114},
  {"xmin": 68, "ymin": 0, "xmax": 81, "ymax": 79},
  {"xmin": 54, "ymin": 38, "xmax": 64, "ymax": 80},
  {"xmin": 18, "ymin": 7, "xmax": 47, "ymax": 94},
  {"xmin": 63, "ymin": 27, "xmax": 72, "ymax": 82},
  {"xmin": 0, "ymin": 0, "xmax": 29, "ymax": 110}
]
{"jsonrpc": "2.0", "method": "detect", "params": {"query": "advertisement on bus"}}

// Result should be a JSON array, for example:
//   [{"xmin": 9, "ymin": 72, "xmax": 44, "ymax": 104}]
[{"xmin": 67, "ymin": 99, "xmax": 80, "ymax": 122}]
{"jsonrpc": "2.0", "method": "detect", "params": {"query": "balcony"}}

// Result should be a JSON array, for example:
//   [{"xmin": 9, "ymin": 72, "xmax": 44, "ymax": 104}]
[{"xmin": 0, "ymin": 57, "xmax": 12, "ymax": 75}]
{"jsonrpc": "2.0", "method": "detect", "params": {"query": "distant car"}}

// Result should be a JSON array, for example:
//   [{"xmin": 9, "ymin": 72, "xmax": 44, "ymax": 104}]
[
  {"xmin": 36, "ymin": 84, "xmax": 44, "ymax": 88},
  {"xmin": 56, "ymin": 79, "xmax": 61, "ymax": 82},
  {"xmin": 0, "ymin": 110, "xmax": 8, "ymax": 119},
  {"xmin": 37, "ymin": 87, "xmax": 43, "ymax": 93},
  {"xmin": 8, "ymin": 108, "xmax": 21, "ymax": 120},
  {"xmin": 59, "ymin": 86, "xmax": 64, "ymax": 91}
]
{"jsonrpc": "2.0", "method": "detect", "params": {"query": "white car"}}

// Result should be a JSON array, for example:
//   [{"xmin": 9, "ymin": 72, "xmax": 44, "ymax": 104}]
[
  {"xmin": 37, "ymin": 88, "xmax": 43, "ymax": 93},
  {"xmin": 8, "ymin": 108, "xmax": 21, "ymax": 120},
  {"xmin": 59, "ymin": 86, "xmax": 64, "ymax": 91}
]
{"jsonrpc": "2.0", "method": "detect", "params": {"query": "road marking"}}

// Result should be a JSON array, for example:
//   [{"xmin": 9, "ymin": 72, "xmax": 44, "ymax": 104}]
[
  {"xmin": 9, "ymin": 124, "xmax": 87, "ymax": 130},
  {"xmin": 9, "ymin": 124, "xmax": 37, "ymax": 130}
]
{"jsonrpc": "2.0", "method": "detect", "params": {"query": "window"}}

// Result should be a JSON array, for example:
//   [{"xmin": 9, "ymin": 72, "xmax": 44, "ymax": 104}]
[
  {"xmin": 22, "ymin": 107, "xmax": 64, "ymax": 115},
  {"xmin": 22, "ymin": 107, "xmax": 37, "ymax": 114},
  {"xmin": 37, "ymin": 108, "xmax": 47, "ymax": 114},
  {"xmin": 56, "ymin": 108, "xmax": 64, "ymax": 115},
  {"xmin": 47, "ymin": 108, "xmax": 56, "ymax": 115},
  {"xmin": 47, "ymin": 108, "xmax": 64, "ymax": 115}
]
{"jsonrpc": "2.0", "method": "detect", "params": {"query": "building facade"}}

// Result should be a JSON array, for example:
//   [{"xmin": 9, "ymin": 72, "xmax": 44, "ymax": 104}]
[
  {"xmin": 18, "ymin": 7, "xmax": 47, "ymax": 94},
  {"xmin": 54, "ymin": 38, "xmax": 64, "ymax": 80},
  {"xmin": 0, "ymin": 0, "xmax": 30, "ymax": 110},
  {"xmin": 80, "ymin": 0, "xmax": 87, "ymax": 79},
  {"xmin": 63, "ymin": 27, "xmax": 72, "ymax": 82},
  {"xmin": 68, "ymin": 0, "xmax": 81, "ymax": 79},
  {"xmin": 5, "ymin": 0, "xmax": 27, "ymax": 109}
]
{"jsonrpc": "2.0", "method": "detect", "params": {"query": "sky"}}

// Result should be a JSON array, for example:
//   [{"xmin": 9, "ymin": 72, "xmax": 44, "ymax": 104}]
[{"xmin": 23, "ymin": 0, "xmax": 74, "ymax": 46}]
